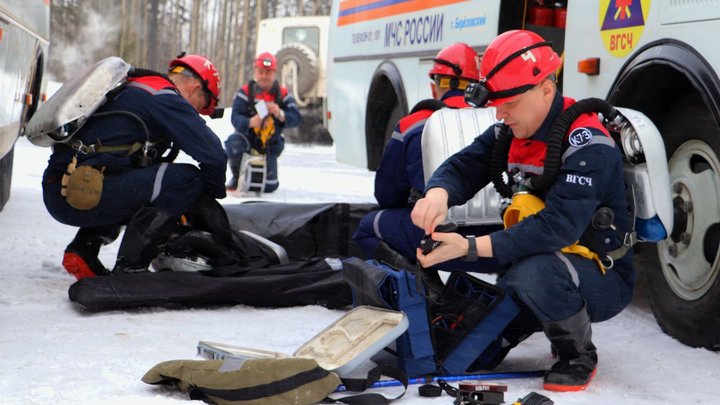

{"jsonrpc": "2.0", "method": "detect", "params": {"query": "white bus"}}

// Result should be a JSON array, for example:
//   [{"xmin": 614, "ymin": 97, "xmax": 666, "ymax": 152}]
[
  {"xmin": 0, "ymin": 0, "xmax": 50, "ymax": 211},
  {"xmin": 327, "ymin": 0, "xmax": 720, "ymax": 350},
  {"xmin": 327, "ymin": 0, "xmax": 519, "ymax": 171}
]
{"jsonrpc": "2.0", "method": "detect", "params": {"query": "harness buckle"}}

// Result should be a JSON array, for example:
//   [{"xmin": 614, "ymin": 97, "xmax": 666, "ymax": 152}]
[
  {"xmin": 624, "ymin": 231, "xmax": 637, "ymax": 247},
  {"xmin": 71, "ymin": 140, "xmax": 95, "ymax": 155}
]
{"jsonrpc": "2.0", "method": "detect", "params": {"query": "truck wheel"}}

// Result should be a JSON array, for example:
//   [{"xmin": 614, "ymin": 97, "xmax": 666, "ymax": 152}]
[
  {"xmin": 638, "ymin": 95, "xmax": 720, "ymax": 349},
  {"xmin": 276, "ymin": 43, "xmax": 318, "ymax": 97},
  {"xmin": 0, "ymin": 147, "xmax": 14, "ymax": 212}
]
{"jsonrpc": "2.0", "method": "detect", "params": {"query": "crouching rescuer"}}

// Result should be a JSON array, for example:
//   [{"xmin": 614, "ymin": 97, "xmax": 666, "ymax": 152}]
[
  {"xmin": 224, "ymin": 52, "xmax": 301, "ymax": 193},
  {"xmin": 41, "ymin": 54, "xmax": 228, "ymax": 280},
  {"xmin": 411, "ymin": 30, "xmax": 636, "ymax": 391}
]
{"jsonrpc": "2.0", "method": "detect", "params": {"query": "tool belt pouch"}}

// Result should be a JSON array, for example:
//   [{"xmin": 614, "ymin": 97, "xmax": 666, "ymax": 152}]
[
  {"xmin": 64, "ymin": 165, "xmax": 104, "ymax": 210},
  {"xmin": 142, "ymin": 357, "xmax": 341, "ymax": 405}
]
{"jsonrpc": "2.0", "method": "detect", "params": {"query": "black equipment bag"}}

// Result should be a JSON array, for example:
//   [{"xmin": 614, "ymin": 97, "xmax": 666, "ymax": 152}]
[
  {"xmin": 224, "ymin": 202, "xmax": 377, "ymax": 260},
  {"xmin": 68, "ymin": 257, "xmax": 351, "ymax": 311}
]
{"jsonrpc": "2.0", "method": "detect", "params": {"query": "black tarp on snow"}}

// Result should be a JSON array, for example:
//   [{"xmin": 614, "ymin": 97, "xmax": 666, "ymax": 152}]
[
  {"xmin": 224, "ymin": 202, "xmax": 377, "ymax": 259},
  {"xmin": 69, "ymin": 257, "xmax": 351, "ymax": 311},
  {"xmin": 68, "ymin": 202, "xmax": 377, "ymax": 311}
]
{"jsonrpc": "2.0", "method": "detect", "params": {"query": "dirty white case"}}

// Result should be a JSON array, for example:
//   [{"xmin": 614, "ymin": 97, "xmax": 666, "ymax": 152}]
[{"xmin": 197, "ymin": 306, "xmax": 408, "ymax": 375}]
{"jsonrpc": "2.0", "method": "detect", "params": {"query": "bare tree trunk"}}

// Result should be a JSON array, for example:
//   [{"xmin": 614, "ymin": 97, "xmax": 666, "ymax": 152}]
[
  {"xmin": 147, "ymin": 0, "xmax": 159, "ymax": 68},
  {"xmin": 238, "ymin": 0, "xmax": 252, "ymax": 89},
  {"xmin": 119, "ymin": 0, "xmax": 128, "ymax": 56},
  {"xmin": 190, "ymin": 0, "xmax": 201, "ymax": 52}
]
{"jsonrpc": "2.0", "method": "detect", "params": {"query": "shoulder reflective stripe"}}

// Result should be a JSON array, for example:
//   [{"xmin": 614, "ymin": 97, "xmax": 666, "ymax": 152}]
[
  {"xmin": 127, "ymin": 81, "xmax": 177, "ymax": 97},
  {"xmin": 373, "ymin": 210, "xmax": 385, "ymax": 239},
  {"xmin": 283, "ymin": 94, "xmax": 293, "ymax": 103},
  {"xmin": 150, "ymin": 163, "xmax": 169, "ymax": 203},
  {"xmin": 236, "ymin": 91, "xmax": 249, "ymax": 102},
  {"xmin": 562, "ymin": 134, "xmax": 617, "ymax": 162},
  {"xmin": 156, "ymin": 89, "xmax": 178, "ymax": 96},
  {"xmin": 391, "ymin": 129, "xmax": 403, "ymax": 141},
  {"xmin": 395, "ymin": 119, "xmax": 427, "ymax": 142},
  {"xmin": 555, "ymin": 252, "xmax": 580, "ymax": 287},
  {"xmin": 493, "ymin": 125, "xmax": 502, "ymax": 139},
  {"xmin": 127, "ymin": 81, "xmax": 160, "ymax": 94},
  {"xmin": 508, "ymin": 162, "xmax": 544, "ymax": 175}
]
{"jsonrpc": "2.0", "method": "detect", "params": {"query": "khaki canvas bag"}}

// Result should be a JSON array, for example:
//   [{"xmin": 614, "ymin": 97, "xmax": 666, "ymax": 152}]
[
  {"xmin": 142, "ymin": 357, "xmax": 341, "ymax": 405},
  {"xmin": 65, "ymin": 165, "xmax": 104, "ymax": 210}
]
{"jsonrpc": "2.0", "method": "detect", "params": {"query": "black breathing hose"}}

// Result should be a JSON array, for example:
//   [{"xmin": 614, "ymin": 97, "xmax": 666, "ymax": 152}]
[{"xmin": 490, "ymin": 124, "xmax": 514, "ymax": 199}]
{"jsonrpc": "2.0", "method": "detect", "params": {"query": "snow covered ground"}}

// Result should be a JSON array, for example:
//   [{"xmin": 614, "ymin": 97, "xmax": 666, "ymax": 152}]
[{"xmin": 1, "ymin": 115, "xmax": 719, "ymax": 404}]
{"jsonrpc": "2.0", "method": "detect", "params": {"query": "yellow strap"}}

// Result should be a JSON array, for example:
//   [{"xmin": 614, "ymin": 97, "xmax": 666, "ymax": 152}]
[
  {"xmin": 561, "ymin": 243, "xmax": 606, "ymax": 274},
  {"xmin": 504, "ymin": 192, "xmax": 606, "ymax": 273}
]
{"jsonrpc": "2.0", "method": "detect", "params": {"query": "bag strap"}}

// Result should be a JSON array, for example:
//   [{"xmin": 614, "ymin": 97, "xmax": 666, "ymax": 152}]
[{"xmin": 326, "ymin": 364, "xmax": 408, "ymax": 405}]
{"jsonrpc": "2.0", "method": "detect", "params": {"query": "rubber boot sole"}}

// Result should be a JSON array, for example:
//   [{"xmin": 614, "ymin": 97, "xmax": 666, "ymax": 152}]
[
  {"xmin": 62, "ymin": 252, "xmax": 98, "ymax": 280},
  {"xmin": 543, "ymin": 368, "xmax": 597, "ymax": 392}
]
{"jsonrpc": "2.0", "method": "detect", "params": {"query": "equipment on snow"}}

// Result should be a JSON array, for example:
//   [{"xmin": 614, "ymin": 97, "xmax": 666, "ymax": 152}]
[
  {"xmin": 512, "ymin": 391, "xmax": 554, "ymax": 405},
  {"xmin": 334, "ymin": 370, "xmax": 546, "ymax": 391},
  {"xmin": 197, "ymin": 306, "xmax": 408, "ymax": 377},
  {"xmin": 342, "ymin": 258, "xmax": 520, "ymax": 377},
  {"xmin": 143, "ymin": 357, "xmax": 341, "ymax": 405}
]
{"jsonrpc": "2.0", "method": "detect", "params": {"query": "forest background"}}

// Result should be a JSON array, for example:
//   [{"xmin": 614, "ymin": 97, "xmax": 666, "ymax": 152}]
[{"xmin": 49, "ymin": 0, "xmax": 332, "ymax": 107}]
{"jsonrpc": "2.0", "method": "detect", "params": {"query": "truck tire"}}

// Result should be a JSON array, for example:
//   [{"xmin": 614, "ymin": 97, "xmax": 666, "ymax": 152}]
[
  {"xmin": 276, "ymin": 43, "xmax": 318, "ymax": 97},
  {"xmin": 0, "ymin": 147, "xmax": 14, "ymax": 212},
  {"xmin": 638, "ymin": 94, "xmax": 720, "ymax": 350}
]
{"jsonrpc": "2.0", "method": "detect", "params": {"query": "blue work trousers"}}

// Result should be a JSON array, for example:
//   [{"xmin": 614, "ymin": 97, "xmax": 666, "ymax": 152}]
[
  {"xmin": 496, "ymin": 252, "xmax": 636, "ymax": 323},
  {"xmin": 225, "ymin": 132, "xmax": 284, "ymax": 193},
  {"xmin": 43, "ymin": 163, "xmax": 204, "ymax": 227}
]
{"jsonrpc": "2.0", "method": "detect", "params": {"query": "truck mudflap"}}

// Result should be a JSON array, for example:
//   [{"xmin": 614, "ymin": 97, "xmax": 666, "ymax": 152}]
[
  {"xmin": 421, "ymin": 107, "xmax": 502, "ymax": 226},
  {"xmin": 615, "ymin": 107, "xmax": 674, "ymax": 242},
  {"xmin": 24, "ymin": 56, "xmax": 131, "ymax": 147}
]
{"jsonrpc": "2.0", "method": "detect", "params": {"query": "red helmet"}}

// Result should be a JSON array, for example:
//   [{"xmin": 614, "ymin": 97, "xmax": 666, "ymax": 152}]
[
  {"xmin": 169, "ymin": 54, "xmax": 221, "ymax": 116},
  {"xmin": 255, "ymin": 52, "xmax": 277, "ymax": 70},
  {"xmin": 428, "ymin": 43, "xmax": 480, "ymax": 85},
  {"xmin": 479, "ymin": 30, "xmax": 561, "ymax": 106}
]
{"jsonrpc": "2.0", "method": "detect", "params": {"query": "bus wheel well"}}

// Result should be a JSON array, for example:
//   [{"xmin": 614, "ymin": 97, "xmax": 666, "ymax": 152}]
[
  {"xmin": 610, "ymin": 62, "xmax": 720, "ymax": 350},
  {"xmin": 365, "ymin": 62, "xmax": 407, "ymax": 171},
  {"xmin": 22, "ymin": 48, "xmax": 45, "ymax": 126}
]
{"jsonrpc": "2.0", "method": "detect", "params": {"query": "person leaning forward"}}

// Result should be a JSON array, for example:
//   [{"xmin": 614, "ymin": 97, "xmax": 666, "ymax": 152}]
[
  {"xmin": 42, "ymin": 54, "xmax": 228, "ymax": 280},
  {"xmin": 411, "ymin": 30, "xmax": 636, "ymax": 392},
  {"xmin": 224, "ymin": 52, "xmax": 301, "ymax": 193},
  {"xmin": 353, "ymin": 42, "xmax": 500, "ymax": 273}
]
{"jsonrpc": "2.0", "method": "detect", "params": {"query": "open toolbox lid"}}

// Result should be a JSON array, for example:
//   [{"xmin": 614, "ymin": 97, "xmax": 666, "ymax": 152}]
[{"xmin": 197, "ymin": 306, "xmax": 408, "ymax": 375}]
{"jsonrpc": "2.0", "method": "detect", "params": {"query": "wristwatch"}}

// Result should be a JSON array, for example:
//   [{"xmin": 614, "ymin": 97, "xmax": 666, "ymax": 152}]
[{"xmin": 464, "ymin": 235, "xmax": 477, "ymax": 262}]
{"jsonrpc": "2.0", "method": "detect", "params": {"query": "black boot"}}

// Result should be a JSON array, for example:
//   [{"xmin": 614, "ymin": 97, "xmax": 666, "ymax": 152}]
[
  {"xmin": 63, "ymin": 226, "xmax": 121, "ymax": 279},
  {"xmin": 542, "ymin": 305, "xmax": 598, "ymax": 392},
  {"xmin": 226, "ymin": 160, "xmax": 241, "ymax": 191},
  {"xmin": 112, "ymin": 207, "xmax": 179, "ymax": 274}
]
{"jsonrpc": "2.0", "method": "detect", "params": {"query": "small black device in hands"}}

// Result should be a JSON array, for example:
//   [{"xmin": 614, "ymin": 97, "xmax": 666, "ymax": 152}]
[{"xmin": 419, "ymin": 223, "xmax": 458, "ymax": 255}]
